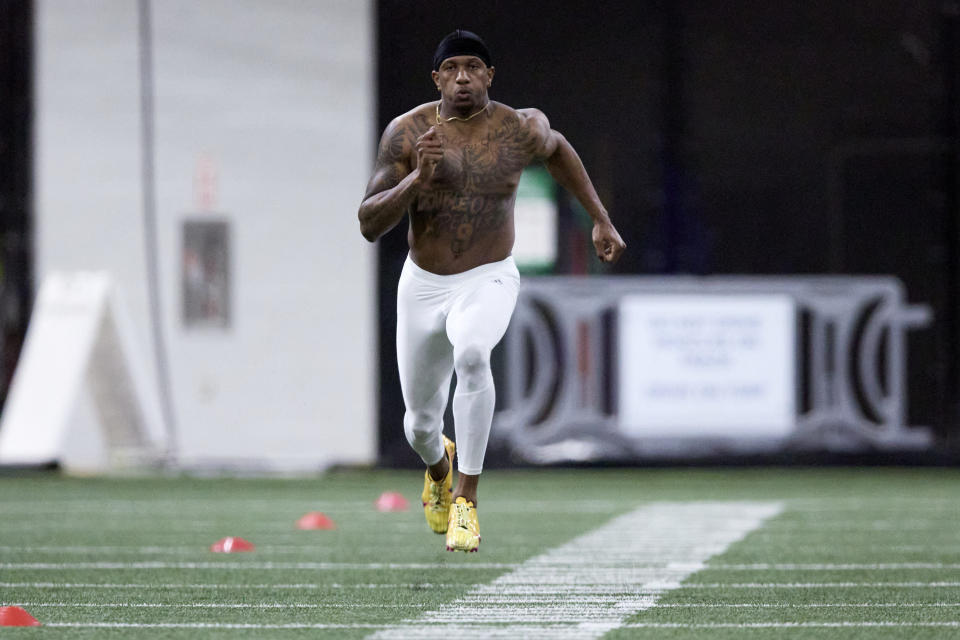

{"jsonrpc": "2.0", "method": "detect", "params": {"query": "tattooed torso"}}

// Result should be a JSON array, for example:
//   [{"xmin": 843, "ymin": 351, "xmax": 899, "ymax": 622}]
[{"xmin": 388, "ymin": 102, "xmax": 544, "ymax": 274}]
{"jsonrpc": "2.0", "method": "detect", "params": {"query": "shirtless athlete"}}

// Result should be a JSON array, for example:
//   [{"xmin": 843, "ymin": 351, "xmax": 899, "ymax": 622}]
[{"xmin": 358, "ymin": 30, "xmax": 625, "ymax": 552}]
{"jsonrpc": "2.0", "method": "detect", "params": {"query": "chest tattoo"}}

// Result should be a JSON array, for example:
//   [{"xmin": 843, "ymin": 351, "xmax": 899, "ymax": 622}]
[{"xmin": 415, "ymin": 112, "xmax": 539, "ymax": 256}]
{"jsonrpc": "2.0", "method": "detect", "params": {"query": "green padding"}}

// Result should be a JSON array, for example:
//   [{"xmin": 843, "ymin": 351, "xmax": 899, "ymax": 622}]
[{"xmin": 516, "ymin": 166, "xmax": 555, "ymax": 200}]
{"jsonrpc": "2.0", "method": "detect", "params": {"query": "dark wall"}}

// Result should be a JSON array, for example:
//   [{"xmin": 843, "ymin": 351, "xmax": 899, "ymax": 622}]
[
  {"xmin": 375, "ymin": 1, "xmax": 959, "ymax": 463},
  {"xmin": 0, "ymin": 0, "xmax": 32, "ymax": 411}
]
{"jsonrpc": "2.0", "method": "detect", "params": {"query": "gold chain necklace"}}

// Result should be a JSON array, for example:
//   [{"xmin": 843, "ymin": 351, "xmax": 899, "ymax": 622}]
[{"xmin": 436, "ymin": 101, "xmax": 488, "ymax": 124}]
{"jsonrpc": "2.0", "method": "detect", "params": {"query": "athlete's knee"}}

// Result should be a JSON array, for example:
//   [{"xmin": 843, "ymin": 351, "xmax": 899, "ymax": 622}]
[
  {"xmin": 403, "ymin": 409, "xmax": 441, "ymax": 446},
  {"xmin": 453, "ymin": 345, "xmax": 492, "ymax": 393}
]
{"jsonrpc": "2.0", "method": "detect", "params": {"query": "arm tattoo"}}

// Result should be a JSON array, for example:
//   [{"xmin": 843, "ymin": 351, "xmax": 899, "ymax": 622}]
[
  {"xmin": 377, "ymin": 125, "xmax": 407, "ymax": 167},
  {"xmin": 364, "ymin": 123, "xmax": 411, "ymax": 199}
]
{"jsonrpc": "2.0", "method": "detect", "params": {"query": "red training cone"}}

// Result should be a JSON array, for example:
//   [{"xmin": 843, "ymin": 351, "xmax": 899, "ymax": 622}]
[
  {"xmin": 375, "ymin": 491, "xmax": 410, "ymax": 512},
  {"xmin": 210, "ymin": 536, "xmax": 255, "ymax": 553},
  {"xmin": 0, "ymin": 607, "xmax": 41, "ymax": 627},
  {"xmin": 296, "ymin": 511, "xmax": 336, "ymax": 530}
]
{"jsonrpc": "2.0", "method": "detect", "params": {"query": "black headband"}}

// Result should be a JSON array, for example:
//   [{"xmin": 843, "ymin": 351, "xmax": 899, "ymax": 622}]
[{"xmin": 432, "ymin": 30, "xmax": 492, "ymax": 71}]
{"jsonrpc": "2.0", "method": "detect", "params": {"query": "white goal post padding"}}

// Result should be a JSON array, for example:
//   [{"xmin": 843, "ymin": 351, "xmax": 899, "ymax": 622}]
[{"xmin": 0, "ymin": 272, "xmax": 168, "ymax": 472}]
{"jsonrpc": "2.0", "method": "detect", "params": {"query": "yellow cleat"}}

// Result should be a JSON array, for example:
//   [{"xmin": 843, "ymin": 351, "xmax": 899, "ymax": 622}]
[
  {"xmin": 445, "ymin": 496, "xmax": 480, "ymax": 552},
  {"xmin": 421, "ymin": 435, "xmax": 456, "ymax": 534}
]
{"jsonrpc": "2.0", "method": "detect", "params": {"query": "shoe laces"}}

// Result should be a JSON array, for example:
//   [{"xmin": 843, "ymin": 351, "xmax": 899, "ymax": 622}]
[
  {"xmin": 455, "ymin": 501, "xmax": 472, "ymax": 531},
  {"xmin": 428, "ymin": 480, "xmax": 442, "ymax": 507}
]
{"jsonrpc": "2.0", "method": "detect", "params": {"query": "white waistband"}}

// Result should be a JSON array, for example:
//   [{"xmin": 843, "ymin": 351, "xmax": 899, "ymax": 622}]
[{"xmin": 404, "ymin": 254, "xmax": 518, "ymax": 286}]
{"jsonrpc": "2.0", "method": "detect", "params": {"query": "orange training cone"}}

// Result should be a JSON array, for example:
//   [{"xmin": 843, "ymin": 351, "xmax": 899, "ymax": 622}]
[
  {"xmin": 210, "ymin": 536, "xmax": 255, "ymax": 553},
  {"xmin": 0, "ymin": 607, "xmax": 41, "ymax": 626},
  {"xmin": 375, "ymin": 491, "xmax": 410, "ymax": 512},
  {"xmin": 296, "ymin": 511, "xmax": 336, "ymax": 530}
]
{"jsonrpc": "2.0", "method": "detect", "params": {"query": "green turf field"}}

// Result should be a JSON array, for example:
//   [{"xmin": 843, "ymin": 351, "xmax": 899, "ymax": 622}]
[{"xmin": 1, "ymin": 467, "xmax": 959, "ymax": 638}]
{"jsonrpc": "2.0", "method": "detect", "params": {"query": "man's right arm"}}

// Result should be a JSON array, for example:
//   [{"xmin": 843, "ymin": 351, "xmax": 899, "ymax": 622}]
[{"xmin": 358, "ymin": 118, "xmax": 442, "ymax": 242}]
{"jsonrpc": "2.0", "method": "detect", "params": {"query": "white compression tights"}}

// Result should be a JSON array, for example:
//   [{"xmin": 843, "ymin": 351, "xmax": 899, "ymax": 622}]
[{"xmin": 396, "ymin": 254, "xmax": 520, "ymax": 475}]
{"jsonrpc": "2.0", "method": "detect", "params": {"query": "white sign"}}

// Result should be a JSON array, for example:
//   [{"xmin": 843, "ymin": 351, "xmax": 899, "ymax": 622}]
[
  {"xmin": 618, "ymin": 294, "xmax": 796, "ymax": 438},
  {"xmin": 0, "ymin": 272, "xmax": 167, "ymax": 471}
]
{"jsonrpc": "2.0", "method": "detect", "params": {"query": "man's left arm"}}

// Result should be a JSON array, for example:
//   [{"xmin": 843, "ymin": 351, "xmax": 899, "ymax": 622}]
[{"xmin": 522, "ymin": 109, "xmax": 626, "ymax": 263}]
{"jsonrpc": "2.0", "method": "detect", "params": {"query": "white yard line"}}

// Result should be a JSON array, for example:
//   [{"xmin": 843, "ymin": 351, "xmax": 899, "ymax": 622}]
[
  {"xmin": 11, "ymin": 560, "xmax": 955, "ymax": 571},
  {"xmin": 0, "ymin": 545, "xmax": 476, "ymax": 555},
  {"xmin": 6, "ymin": 560, "xmax": 958, "ymax": 570},
  {"xmin": 0, "ymin": 499, "xmax": 623, "ymax": 515},
  {"xmin": 4, "ymin": 545, "xmax": 955, "ymax": 556},
  {"xmin": 21, "ymin": 601, "xmax": 960, "ymax": 609},
  {"xmin": 0, "ymin": 561, "xmax": 515, "ymax": 570},
  {"xmin": 368, "ymin": 501, "xmax": 782, "ymax": 639},
  {"xmin": 1, "ymin": 495, "xmax": 954, "ymax": 513},
  {"xmin": 761, "ymin": 521, "xmax": 955, "ymax": 531},
  {"xmin": 707, "ymin": 563, "xmax": 960, "ymax": 570},
  {"xmin": 0, "ymin": 582, "xmax": 456, "ymax": 589},
  {"xmin": 6, "ymin": 580, "xmax": 960, "ymax": 590},
  {"xmin": 42, "ymin": 621, "xmax": 960, "ymax": 630},
  {"xmin": 0, "ymin": 545, "xmax": 244, "ymax": 554},
  {"xmin": 647, "ymin": 602, "xmax": 960, "ymax": 608},
  {"xmin": 46, "ymin": 623, "xmax": 389, "ymax": 629},
  {"xmin": 749, "ymin": 544, "xmax": 960, "ymax": 552},
  {"xmin": 3, "ymin": 602, "xmax": 417, "ymax": 609},
  {"xmin": 1, "ymin": 530, "xmax": 429, "ymax": 540},
  {"xmin": 790, "ymin": 497, "xmax": 960, "ymax": 506},
  {"xmin": 9, "ymin": 601, "xmax": 960, "ymax": 609},
  {"xmin": 621, "ymin": 622, "xmax": 960, "ymax": 628},
  {"xmin": 682, "ymin": 581, "xmax": 960, "ymax": 588}
]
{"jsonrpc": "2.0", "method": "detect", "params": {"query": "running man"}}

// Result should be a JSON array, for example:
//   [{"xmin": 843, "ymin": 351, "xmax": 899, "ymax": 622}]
[{"xmin": 358, "ymin": 30, "xmax": 625, "ymax": 552}]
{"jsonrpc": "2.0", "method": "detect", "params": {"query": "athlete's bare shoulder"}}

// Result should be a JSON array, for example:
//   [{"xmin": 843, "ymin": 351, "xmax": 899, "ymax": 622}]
[
  {"xmin": 391, "ymin": 102, "xmax": 436, "ymax": 137},
  {"xmin": 365, "ymin": 103, "xmax": 439, "ymax": 199},
  {"xmin": 486, "ymin": 102, "xmax": 555, "ymax": 160},
  {"xmin": 376, "ymin": 103, "xmax": 437, "ymax": 167},
  {"xmin": 485, "ymin": 101, "xmax": 520, "ymax": 127}
]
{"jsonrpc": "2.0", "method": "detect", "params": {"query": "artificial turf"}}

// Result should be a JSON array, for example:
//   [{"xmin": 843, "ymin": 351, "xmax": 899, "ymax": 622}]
[{"xmin": 0, "ymin": 467, "xmax": 958, "ymax": 638}]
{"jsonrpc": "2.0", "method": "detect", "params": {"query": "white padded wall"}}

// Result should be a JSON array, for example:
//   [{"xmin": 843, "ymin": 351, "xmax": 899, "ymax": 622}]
[{"xmin": 32, "ymin": 0, "xmax": 376, "ymax": 470}]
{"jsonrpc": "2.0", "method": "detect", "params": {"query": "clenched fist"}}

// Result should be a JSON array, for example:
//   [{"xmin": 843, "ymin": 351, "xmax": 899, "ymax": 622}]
[
  {"xmin": 415, "ymin": 125, "xmax": 444, "ymax": 184},
  {"xmin": 592, "ymin": 221, "xmax": 626, "ymax": 263}
]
